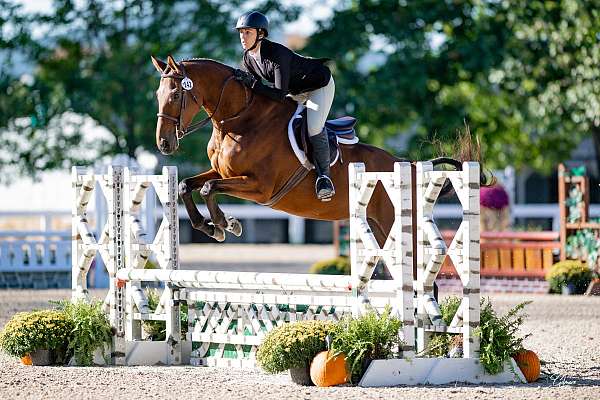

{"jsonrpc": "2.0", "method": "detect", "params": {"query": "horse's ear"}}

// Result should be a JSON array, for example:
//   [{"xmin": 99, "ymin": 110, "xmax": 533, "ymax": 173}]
[
  {"xmin": 151, "ymin": 55, "xmax": 167, "ymax": 73},
  {"xmin": 167, "ymin": 55, "xmax": 182, "ymax": 74}
]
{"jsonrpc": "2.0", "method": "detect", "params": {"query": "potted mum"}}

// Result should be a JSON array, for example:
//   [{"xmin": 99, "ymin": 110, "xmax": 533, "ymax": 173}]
[
  {"xmin": 0, "ymin": 310, "xmax": 73, "ymax": 365},
  {"xmin": 256, "ymin": 320, "xmax": 334, "ymax": 385},
  {"xmin": 546, "ymin": 260, "xmax": 593, "ymax": 295}
]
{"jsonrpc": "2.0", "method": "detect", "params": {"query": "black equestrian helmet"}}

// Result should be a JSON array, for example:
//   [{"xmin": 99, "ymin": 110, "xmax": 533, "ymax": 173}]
[{"xmin": 235, "ymin": 11, "xmax": 269, "ymax": 37}]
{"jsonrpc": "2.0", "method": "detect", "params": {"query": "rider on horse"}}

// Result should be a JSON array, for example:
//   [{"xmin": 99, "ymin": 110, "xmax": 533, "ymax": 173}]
[{"xmin": 234, "ymin": 11, "xmax": 336, "ymax": 202}]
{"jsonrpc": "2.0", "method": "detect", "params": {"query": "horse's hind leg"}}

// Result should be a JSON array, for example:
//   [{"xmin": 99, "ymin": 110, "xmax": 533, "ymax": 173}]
[{"xmin": 179, "ymin": 169, "xmax": 226, "ymax": 241}]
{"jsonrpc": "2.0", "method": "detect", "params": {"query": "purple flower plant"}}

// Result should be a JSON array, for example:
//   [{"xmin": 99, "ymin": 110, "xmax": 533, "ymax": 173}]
[{"xmin": 480, "ymin": 184, "xmax": 509, "ymax": 210}]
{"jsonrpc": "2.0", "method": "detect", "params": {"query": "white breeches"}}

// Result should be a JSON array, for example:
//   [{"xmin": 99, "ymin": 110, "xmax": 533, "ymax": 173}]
[{"xmin": 289, "ymin": 77, "xmax": 335, "ymax": 136}]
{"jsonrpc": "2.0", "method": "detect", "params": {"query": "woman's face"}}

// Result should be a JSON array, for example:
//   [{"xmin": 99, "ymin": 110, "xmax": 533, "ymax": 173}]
[{"xmin": 239, "ymin": 28, "xmax": 258, "ymax": 50}]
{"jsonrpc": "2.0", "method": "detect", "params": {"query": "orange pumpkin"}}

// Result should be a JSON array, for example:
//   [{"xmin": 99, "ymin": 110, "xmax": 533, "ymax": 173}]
[
  {"xmin": 310, "ymin": 350, "xmax": 349, "ymax": 387},
  {"xmin": 20, "ymin": 354, "xmax": 33, "ymax": 366},
  {"xmin": 513, "ymin": 349, "xmax": 540, "ymax": 382}
]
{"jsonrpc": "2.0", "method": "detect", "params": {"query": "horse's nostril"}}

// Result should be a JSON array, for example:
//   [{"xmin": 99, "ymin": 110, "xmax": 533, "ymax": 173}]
[{"xmin": 159, "ymin": 138, "xmax": 169, "ymax": 152}]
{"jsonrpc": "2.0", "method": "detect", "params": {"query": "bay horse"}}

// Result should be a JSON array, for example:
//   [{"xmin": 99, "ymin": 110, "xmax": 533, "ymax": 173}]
[{"xmin": 151, "ymin": 55, "xmax": 479, "ymax": 247}]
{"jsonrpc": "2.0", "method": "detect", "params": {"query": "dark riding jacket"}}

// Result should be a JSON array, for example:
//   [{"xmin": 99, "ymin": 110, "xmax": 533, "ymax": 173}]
[{"xmin": 241, "ymin": 39, "xmax": 331, "ymax": 102}]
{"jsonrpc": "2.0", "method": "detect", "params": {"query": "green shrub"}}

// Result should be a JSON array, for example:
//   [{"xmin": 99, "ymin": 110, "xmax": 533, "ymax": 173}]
[
  {"xmin": 256, "ymin": 320, "xmax": 334, "ymax": 374},
  {"xmin": 0, "ymin": 310, "xmax": 73, "ymax": 361},
  {"xmin": 424, "ymin": 333, "xmax": 452, "ymax": 358},
  {"xmin": 144, "ymin": 258, "xmax": 159, "ymax": 269},
  {"xmin": 309, "ymin": 256, "xmax": 350, "ymax": 275},
  {"xmin": 423, "ymin": 296, "xmax": 531, "ymax": 375},
  {"xmin": 439, "ymin": 296, "xmax": 462, "ymax": 325},
  {"xmin": 425, "ymin": 296, "xmax": 462, "ymax": 357},
  {"xmin": 476, "ymin": 299, "xmax": 531, "ymax": 374},
  {"xmin": 53, "ymin": 300, "xmax": 112, "ymax": 366},
  {"xmin": 546, "ymin": 260, "xmax": 593, "ymax": 294},
  {"xmin": 331, "ymin": 306, "xmax": 403, "ymax": 383}
]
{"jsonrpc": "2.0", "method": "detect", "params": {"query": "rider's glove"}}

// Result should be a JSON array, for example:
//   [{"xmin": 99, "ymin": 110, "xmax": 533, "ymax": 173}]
[{"xmin": 234, "ymin": 69, "xmax": 257, "ymax": 89}]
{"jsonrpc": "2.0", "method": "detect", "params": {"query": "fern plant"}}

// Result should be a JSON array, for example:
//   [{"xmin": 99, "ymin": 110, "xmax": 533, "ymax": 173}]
[
  {"xmin": 476, "ymin": 298, "xmax": 531, "ymax": 374},
  {"xmin": 423, "ymin": 296, "xmax": 531, "ymax": 375},
  {"xmin": 330, "ymin": 305, "xmax": 403, "ymax": 383},
  {"xmin": 425, "ymin": 296, "xmax": 462, "ymax": 357},
  {"xmin": 53, "ymin": 300, "xmax": 112, "ymax": 366}
]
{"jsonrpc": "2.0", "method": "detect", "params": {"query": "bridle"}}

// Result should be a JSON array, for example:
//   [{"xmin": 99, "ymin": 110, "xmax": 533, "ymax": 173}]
[{"xmin": 156, "ymin": 61, "xmax": 252, "ymax": 140}]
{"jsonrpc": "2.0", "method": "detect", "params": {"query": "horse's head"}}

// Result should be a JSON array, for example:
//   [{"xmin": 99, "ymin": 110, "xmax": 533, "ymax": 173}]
[{"xmin": 151, "ymin": 55, "xmax": 203, "ymax": 155}]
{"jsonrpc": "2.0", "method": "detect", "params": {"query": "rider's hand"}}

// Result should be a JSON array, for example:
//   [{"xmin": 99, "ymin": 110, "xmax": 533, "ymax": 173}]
[{"xmin": 234, "ymin": 69, "xmax": 256, "ymax": 89}]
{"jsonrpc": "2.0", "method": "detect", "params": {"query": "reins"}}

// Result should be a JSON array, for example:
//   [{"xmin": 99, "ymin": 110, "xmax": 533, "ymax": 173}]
[{"xmin": 157, "ymin": 61, "xmax": 252, "ymax": 140}]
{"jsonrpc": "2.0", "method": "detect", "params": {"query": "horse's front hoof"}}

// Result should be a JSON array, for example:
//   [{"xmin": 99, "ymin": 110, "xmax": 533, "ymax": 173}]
[{"xmin": 225, "ymin": 217, "xmax": 243, "ymax": 237}]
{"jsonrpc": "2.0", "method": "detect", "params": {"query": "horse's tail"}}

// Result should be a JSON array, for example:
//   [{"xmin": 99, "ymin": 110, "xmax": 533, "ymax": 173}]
[
  {"xmin": 391, "ymin": 127, "xmax": 493, "ymax": 199},
  {"xmin": 423, "ymin": 126, "xmax": 495, "ymax": 188}
]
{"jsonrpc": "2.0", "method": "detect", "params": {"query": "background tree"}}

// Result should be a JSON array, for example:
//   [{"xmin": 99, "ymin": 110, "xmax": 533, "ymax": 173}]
[
  {"xmin": 1, "ymin": 0, "xmax": 597, "ymax": 180},
  {"xmin": 304, "ymin": 0, "xmax": 599, "ymax": 174},
  {"xmin": 0, "ymin": 0, "xmax": 299, "ymax": 180},
  {"xmin": 490, "ymin": 0, "xmax": 600, "ymax": 173}
]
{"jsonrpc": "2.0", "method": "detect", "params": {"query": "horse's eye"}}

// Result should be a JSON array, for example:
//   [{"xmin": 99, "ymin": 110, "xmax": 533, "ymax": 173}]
[{"xmin": 173, "ymin": 92, "xmax": 179, "ymax": 99}]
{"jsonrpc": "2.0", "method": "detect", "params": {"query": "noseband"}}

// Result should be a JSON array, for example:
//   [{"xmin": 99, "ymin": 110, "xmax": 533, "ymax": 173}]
[{"xmin": 157, "ymin": 61, "xmax": 251, "ymax": 140}]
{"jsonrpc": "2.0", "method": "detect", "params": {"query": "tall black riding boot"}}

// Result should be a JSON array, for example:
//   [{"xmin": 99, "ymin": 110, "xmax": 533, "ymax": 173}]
[{"xmin": 308, "ymin": 129, "xmax": 335, "ymax": 201}]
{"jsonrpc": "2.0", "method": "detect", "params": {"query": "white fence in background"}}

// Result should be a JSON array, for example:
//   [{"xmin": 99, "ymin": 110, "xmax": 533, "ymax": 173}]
[
  {"xmin": 0, "ymin": 230, "xmax": 71, "ymax": 272},
  {"xmin": 0, "ymin": 211, "xmax": 71, "ymax": 271},
  {"xmin": 0, "ymin": 211, "xmax": 72, "ymax": 288},
  {"xmin": 1, "ymin": 203, "xmax": 599, "ymax": 288}
]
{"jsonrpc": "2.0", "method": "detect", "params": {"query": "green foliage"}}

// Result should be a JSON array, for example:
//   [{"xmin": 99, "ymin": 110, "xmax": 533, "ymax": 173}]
[
  {"xmin": 2, "ymin": 0, "xmax": 598, "ymax": 178},
  {"xmin": 490, "ymin": 0, "xmax": 600, "ymax": 173},
  {"xmin": 425, "ymin": 296, "xmax": 462, "ymax": 357},
  {"xmin": 438, "ymin": 296, "xmax": 462, "ymax": 325},
  {"xmin": 256, "ymin": 320, "xmax": 334, "ymax": 374},
  {"xmin": 546, "ymin": 260, "xmax": 593, "ymax": 294},
  {"xmin": 423, "ymin": 296, "xmax": 531, "ymax": 374},
  {"xmin": 53, "ymin": 300, "xmax": 112, "ymax": 366},
  {"xmin": 0, "ymin": 1, "xmax": 300, "ymax": 180},
  {"xmin": 330, "ymin": 306, "xmax": 403, "ymax": 383},
  {"xmin": 425, "ymin": 333, "xmax": 452, "ymax": 358},
  {"xmin": 141, "ymin": 288, "xmax": 188, "ymax": 341},
  {"xmin": 304, "ymin": 0, "xmax": 599, "ymax": 173},
  {"xmin": 476, "ymin": 299, "xmax": 531, "ymax": 375},
  {"xmin": 0, "ymin": 310, "xmax": 73, "ymax": 360},
  {"xmin": 309, "ymin": 256, "xmax": 350, "ymax": 275}
]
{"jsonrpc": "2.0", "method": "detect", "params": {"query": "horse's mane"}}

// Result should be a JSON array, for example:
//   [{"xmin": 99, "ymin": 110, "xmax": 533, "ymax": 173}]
[
  {"xmin": 179, "ymin": 57, "xmax": 297, "ymax": 111},
  {"xmin": 180, "ymin": 57, "xmax": 235, "ymax": 73}
]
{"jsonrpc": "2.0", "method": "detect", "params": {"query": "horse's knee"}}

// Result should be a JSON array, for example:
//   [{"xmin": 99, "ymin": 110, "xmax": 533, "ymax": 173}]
[
  {"xmin": 200, "ymin": 181, "xmax": 213, "ymax": 197},
  {"xmin": 179, "ymin": 180, "xmax": 192, "ymax": 197}
]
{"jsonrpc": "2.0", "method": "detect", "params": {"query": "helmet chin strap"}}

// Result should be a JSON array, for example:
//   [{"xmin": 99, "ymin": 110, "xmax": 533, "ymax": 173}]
[{"xmin": 245, "ymin": 29, "xmax": 263, "ymax": 53}]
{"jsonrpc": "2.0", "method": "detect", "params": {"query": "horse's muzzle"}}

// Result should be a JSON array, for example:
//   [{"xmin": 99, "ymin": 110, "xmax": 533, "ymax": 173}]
[{"xmin": 159, "ymin": 137, "xmax": 176, "ymax": 155}]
